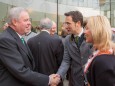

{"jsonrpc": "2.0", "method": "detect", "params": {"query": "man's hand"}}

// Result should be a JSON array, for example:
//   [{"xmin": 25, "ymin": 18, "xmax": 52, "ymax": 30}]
[{"xmin": 49, "ymin": 74, "xmax": 61, "ymax": 86}]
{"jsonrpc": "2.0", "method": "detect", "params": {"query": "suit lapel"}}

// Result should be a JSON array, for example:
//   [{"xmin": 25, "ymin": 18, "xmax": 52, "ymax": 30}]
[
  {"xmin": 70, "ymin": 34, "xmax": 78, "ymax": 48},
  {"xmin": 78, "ymin": 33, "xmax": 85, "ymax": 47},
  {"xmin": 7, "ymin": 28, "xmax": 28, "ymax": 53},
  {"xmin": 25, "ymin": 43, "xmax": 34, "ymax": 64},
  {"xmin": 7, "ymin": 27, "xmax": 34, "ymax": 66},
  {"xmin": 71, "ymin": 40, "xmax": 77, "ymax": 48}
]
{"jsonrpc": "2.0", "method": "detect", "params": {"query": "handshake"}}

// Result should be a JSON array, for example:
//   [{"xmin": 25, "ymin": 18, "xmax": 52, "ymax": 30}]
[{"xmin": 49, "ymin": 74, "xmax": 61, "ymax": 86}]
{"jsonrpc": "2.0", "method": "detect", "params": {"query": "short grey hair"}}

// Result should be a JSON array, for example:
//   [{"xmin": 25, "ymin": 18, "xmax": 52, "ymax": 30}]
[
  {"xmin": 7, "ymin": 7, "xmax": 28, "ymax": 24},
  {"xmin": 52, "ymin": 21, "xmax": 56, "ymax": 27},
  {"xmin": 39, "ymin": 18, "xmax": 53, "ymax": 29}
]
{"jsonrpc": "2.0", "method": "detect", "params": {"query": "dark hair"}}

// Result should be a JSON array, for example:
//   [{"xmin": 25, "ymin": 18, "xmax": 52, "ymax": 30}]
[
  {"xmin": 64, "ymin": 11, "xmax": 83, "ymax": 26},
  {"xmin": 83, "ymin": 18, "xmax": 88, "ymax": 28}
]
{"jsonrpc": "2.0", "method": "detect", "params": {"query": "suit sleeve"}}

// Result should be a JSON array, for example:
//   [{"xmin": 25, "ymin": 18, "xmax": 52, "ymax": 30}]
[
  {"xmin": 0, "ymin": 38, "xmax": 49, "ymax": 86},
  {"xmin": 57, "ymin": 39, "xmax": 71, "ymax": 79}
]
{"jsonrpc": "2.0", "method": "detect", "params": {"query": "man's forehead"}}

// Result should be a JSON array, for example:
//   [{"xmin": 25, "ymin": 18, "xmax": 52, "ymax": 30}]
[{"xmin": 65, "ymin": 16, "xmax": 73, "ymax": 22}]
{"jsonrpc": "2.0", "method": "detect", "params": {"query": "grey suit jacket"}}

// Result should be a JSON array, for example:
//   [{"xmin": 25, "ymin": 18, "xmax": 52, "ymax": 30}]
[
  {"xmin": 0, "ymin": 27, "xmax": 49, "ymax": 86},
  {"xmin": 57, "ymin": 34, "xmax": 92, "ymax": 86},
  {"xmin": 23, "ymin": 31, "xmax": 37, "ymax": 43}
]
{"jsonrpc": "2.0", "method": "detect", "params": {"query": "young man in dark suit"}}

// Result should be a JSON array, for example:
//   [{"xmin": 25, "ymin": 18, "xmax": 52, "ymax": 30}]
[
  {"xmin": 0, "ymin": 7, "xmax": 59, "ymax": 86},
  {"xmin": 55, "ymin": 11, "xmax": 93, "ymax": 86}
]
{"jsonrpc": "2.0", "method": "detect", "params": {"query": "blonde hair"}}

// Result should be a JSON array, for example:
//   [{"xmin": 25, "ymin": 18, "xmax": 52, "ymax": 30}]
[{"xmin": 87, "ymin": 16, "xmax": 113, "ymax": 51}]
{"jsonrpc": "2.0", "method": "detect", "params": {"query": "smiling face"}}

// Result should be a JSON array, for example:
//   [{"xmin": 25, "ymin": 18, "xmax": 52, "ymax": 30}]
[
  {"xmin": 84, "ymin": 16, "xmax": 113, "ymax": 51},
  {"xmin": 12, "ymin": 11, "xmax": 31, "ymax": 35},
  {"xmin": 50, "ymin": 22, "xmax": 57, "ymax": 35}
]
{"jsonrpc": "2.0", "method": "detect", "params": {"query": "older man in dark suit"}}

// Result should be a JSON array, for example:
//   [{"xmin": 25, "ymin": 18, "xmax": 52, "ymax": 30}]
[
  {"xmin": 27, "ymin": 18, "xmax": 64, "ymax": 86},
  {"xmin": 0, "ymin": 7, "xmax": 59, "ymax": 86}
]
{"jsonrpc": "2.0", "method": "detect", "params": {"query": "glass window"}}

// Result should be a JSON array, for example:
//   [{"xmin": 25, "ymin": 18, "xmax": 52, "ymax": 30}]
[{"xmin": 0, "ymin": 0, "xmax": 101, "ymax": 33}]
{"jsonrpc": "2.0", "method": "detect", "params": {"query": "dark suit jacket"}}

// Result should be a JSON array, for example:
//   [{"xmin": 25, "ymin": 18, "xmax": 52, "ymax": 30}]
[
  {"xmin": 0, "ymin": 27, "xmax": 49, "ymax": 86},
  {"xmin": 87, "ymin": 54, "xmax": 115, "ymax": 86},
  {"xmin": 27, "ymin": 31, "xmax": 64, "ymax": 75}
]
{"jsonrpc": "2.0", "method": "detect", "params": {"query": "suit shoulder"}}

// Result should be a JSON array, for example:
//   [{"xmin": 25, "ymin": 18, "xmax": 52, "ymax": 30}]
[
  {"xmin": 0, "ymin": 30, "xmax": 14, "ymax": 40},
  {"xmin": 27, "ymin": 35, "xmax": 38, "ymax": 42},
  {"xmin": 63, "ymin": 35, "xmax": 71, "ymax": 43}
]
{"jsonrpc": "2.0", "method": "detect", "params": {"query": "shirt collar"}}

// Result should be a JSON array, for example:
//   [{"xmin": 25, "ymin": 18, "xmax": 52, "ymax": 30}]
[
  {"xmin": 41, "ymin": 29, "xmax": 50, "ymax": 34},
  {"xmin": 25, "ymin": 31, "xmax": 31, "ymax": 36},
  {"xmin": 74, "ymin": 28, "xmax": 84, "ymax": 37},
  {"xmin": 16, "ymin": 32, "xmax": 22, "ymax": 38}
]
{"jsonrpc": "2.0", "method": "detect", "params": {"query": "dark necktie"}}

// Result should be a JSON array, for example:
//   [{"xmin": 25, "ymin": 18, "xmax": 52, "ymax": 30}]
[
  {"xmin": 75, "ymin": 36, "xmax": 79, "ymax": 44},
  {"xmin": 21, "ymin": 37, "xmax": 25, "ymax": 45}
]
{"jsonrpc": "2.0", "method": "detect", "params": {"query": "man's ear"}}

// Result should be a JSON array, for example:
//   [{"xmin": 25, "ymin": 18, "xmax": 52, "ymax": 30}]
[
  {"xmin": 12, "ymin": 19, "xmax": 17, "ymax": 26},
  {"xmin": 76, "ymin": 21, "xmax": 81, "ymax": 26},
  {"xmin": 75, "ymin": 21, "xmax": 82, "ymax": 30}
]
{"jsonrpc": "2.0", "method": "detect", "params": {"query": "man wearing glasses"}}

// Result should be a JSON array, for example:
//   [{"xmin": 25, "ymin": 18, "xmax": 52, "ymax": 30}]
[{"xmin": 56, "ymin": 11, "xmax": 92, "ymax": 86}]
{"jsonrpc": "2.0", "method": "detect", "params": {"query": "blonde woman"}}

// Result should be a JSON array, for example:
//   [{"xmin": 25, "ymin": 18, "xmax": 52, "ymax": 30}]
[{"xmin": 84, "ymin": 16, "xmax": 115, "ymax": 86}]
